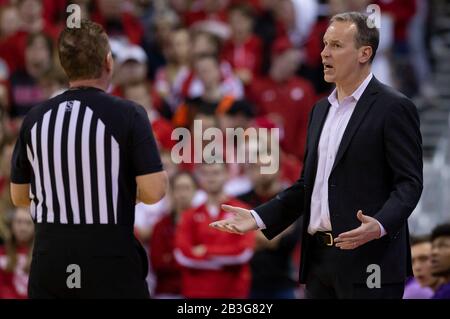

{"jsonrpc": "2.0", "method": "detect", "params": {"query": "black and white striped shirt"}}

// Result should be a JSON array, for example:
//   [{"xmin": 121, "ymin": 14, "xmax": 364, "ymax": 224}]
[{"xmin": 11, "ymin": 87, "xmax": 163, "ymax": 227}]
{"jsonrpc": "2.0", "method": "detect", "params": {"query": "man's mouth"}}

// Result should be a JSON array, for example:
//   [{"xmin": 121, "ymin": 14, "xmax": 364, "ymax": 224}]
[{"xmin": 323, "ymin": 63, "xmax": 334, "ymax": 72}]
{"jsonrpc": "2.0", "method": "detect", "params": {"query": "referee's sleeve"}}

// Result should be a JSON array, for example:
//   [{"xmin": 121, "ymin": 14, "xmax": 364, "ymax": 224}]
[
  {"xmin": 11, "ymin": 121, "xmax": 32, "ymax": 184},
  {"xmin": 130, "ymin": 105, "xmax": 163, "ymax": 176}
]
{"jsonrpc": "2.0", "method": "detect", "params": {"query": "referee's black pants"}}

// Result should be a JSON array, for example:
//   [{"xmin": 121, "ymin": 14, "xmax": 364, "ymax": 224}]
[{"xmin": 28, "ymin": 224, "xmax": 150, "ymax": 299}]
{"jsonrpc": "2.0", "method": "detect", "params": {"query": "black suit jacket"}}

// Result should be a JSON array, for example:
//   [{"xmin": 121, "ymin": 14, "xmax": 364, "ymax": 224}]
[{"xmin": 255, "ymin": 77, "xmax": 423, "ymax": 284}]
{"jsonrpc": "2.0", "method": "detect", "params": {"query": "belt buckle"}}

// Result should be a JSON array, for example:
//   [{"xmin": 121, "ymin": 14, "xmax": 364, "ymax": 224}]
[{"xmin": 324, "ymin": 232, "xmax": 334, "ymax": 246}]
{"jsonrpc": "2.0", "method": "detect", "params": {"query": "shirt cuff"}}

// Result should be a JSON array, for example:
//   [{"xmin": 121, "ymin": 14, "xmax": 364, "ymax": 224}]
[
  {"xmin": 375, "ymin": 219, "xmax": 387, "ymax": 238},
  {"xmin": 250, "ymin": 210, "xmax": 266, "ymax": 230}
]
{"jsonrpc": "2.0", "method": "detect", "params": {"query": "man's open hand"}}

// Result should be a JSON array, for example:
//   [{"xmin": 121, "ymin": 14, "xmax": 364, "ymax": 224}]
[
  {"xmin": 209, "ymin": 204, "xmax": 258, "ymax": 235},
  {"xmin": 334, "ymin": 210, "xmax": 381, "ymax": 250}
]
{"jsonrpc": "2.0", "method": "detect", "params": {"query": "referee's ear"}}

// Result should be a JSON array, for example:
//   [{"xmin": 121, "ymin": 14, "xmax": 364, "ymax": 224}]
[{"xmin": 106, "ymin": 51, "xmax": 114, "ymax": 76}]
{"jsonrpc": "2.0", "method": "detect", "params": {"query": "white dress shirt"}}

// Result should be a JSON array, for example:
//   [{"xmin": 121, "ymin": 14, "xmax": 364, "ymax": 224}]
[{"xmin": 251, "ymin": 73, "xmax": 386, "ymax": 237}]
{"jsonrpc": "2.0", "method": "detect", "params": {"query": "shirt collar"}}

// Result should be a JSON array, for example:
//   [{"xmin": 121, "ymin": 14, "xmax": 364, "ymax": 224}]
[{"xmin": 328, "ymin": 73, "xmax": 373, "ymax": 105}]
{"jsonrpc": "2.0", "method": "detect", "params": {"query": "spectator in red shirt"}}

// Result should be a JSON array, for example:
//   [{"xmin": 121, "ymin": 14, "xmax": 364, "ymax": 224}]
[
  {"xmin": 17, "ymin": 0, "xmax": 59, "ymax": 38},
  {"xmin": 15, "ymin": 0, "xmax": 59, "ymax": 37},
  {"xmin": 150, "ymin": 171, "xmax": 198, "ymax": 298},
  {"xmin": 173, "ymin": 54, "xmax": 243, "ymax": 128},
  {"xmin": 168, "ymin": 31, "xmax": 244, "ymax": 113},
  {"xmin": 0, "ymin": 0, "xmax": 59, "ymax": 73},
  {"xmin": 8, "ymin": 32, "xmax": 53, "ymax": 118},
  {"xmin": 248, "ymin": 37, "xmax": 316, "ymax": 161},
  {"xmin": 222, "ymin": 3, "xmax": 263, "ymax": 86},
  {"xmin": 0, "ymin": 207, "xmax": 34, "ymax": 299},
  {"xmin": 174, "ymin": 161, "xmax": 255, "ymax": 298}
]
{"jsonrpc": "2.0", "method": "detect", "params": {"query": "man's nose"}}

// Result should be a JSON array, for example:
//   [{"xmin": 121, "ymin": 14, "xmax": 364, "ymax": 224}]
[{"xmin": 321, "ymin": 47, "xmax": 330, "ymax": 58}]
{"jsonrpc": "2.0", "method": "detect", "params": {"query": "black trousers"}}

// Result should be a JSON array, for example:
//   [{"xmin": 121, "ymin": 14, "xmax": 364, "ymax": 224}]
[
  {"xmin": 304, "ymin": 238, "xmax": 404, "ymax": 299},
  {"xmin": 29, "ymin": 224, "xmax": 150, "ymax": 299}
]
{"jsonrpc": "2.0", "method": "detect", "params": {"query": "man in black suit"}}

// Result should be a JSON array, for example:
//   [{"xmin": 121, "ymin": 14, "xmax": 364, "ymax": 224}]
[{"xmin": 210, "ymin": 12, "xmax": 423, "ymax": 299}]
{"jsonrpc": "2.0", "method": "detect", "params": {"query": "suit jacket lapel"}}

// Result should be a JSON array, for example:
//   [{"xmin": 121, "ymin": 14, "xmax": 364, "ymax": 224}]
[{"xmin": 331, "ymin": 77, "xmax": 381, "ymax": 173}]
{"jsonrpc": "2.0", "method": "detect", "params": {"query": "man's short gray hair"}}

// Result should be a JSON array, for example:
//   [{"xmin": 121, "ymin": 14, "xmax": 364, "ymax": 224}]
[{"xmin": 330, "ymin": 11, "xmax": 379, "ymax": 63}]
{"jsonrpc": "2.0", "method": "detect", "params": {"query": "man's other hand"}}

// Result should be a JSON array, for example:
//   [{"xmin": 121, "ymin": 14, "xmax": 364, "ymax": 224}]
[{"xmin": 334, "ymin": 210, "xmax": 381, "ymax": 250}]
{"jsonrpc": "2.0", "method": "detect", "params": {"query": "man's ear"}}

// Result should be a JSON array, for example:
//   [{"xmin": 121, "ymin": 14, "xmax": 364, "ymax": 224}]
[
  {"xmin": 359, "ymin": 46, "xmax": 373, "ymax": 64},
  {"xmin": 105, "ymin": 51, "xmax": 114, "ymax": 74}
]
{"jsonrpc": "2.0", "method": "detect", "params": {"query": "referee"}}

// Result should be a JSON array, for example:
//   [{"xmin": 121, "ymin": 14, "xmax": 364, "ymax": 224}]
[{"xmin": 9, "ymin": 20, "xmax": 167, "ymax": 298}]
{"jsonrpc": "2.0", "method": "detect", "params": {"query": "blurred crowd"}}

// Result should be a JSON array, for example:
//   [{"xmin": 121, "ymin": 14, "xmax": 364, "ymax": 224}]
[{"xmin": 0, "ymin": 0, "xmax": 447, "ymax": 299}]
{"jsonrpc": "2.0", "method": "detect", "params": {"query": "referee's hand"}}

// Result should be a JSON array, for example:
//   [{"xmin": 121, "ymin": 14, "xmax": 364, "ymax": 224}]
[{"xmin": 209, "ymin": 204, "xmax": 258, "ymax": 235}]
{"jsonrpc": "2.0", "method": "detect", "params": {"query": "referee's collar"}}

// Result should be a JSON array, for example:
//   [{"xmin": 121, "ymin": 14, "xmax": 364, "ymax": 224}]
[{"xmin": 67, "ymin": 86, "xmax": 105, "ymax": 92}]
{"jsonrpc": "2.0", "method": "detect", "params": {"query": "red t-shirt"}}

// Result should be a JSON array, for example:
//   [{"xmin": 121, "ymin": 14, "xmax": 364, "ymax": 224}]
[{"xmin": 175, "ymin": 198, "xmax": 255, "ymax": 298}]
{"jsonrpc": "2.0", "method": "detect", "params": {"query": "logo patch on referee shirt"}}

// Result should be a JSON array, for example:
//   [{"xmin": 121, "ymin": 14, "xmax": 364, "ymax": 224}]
[{"xmin": 66, "ymin": 101, "xmax": 74, "ymax": 112}]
